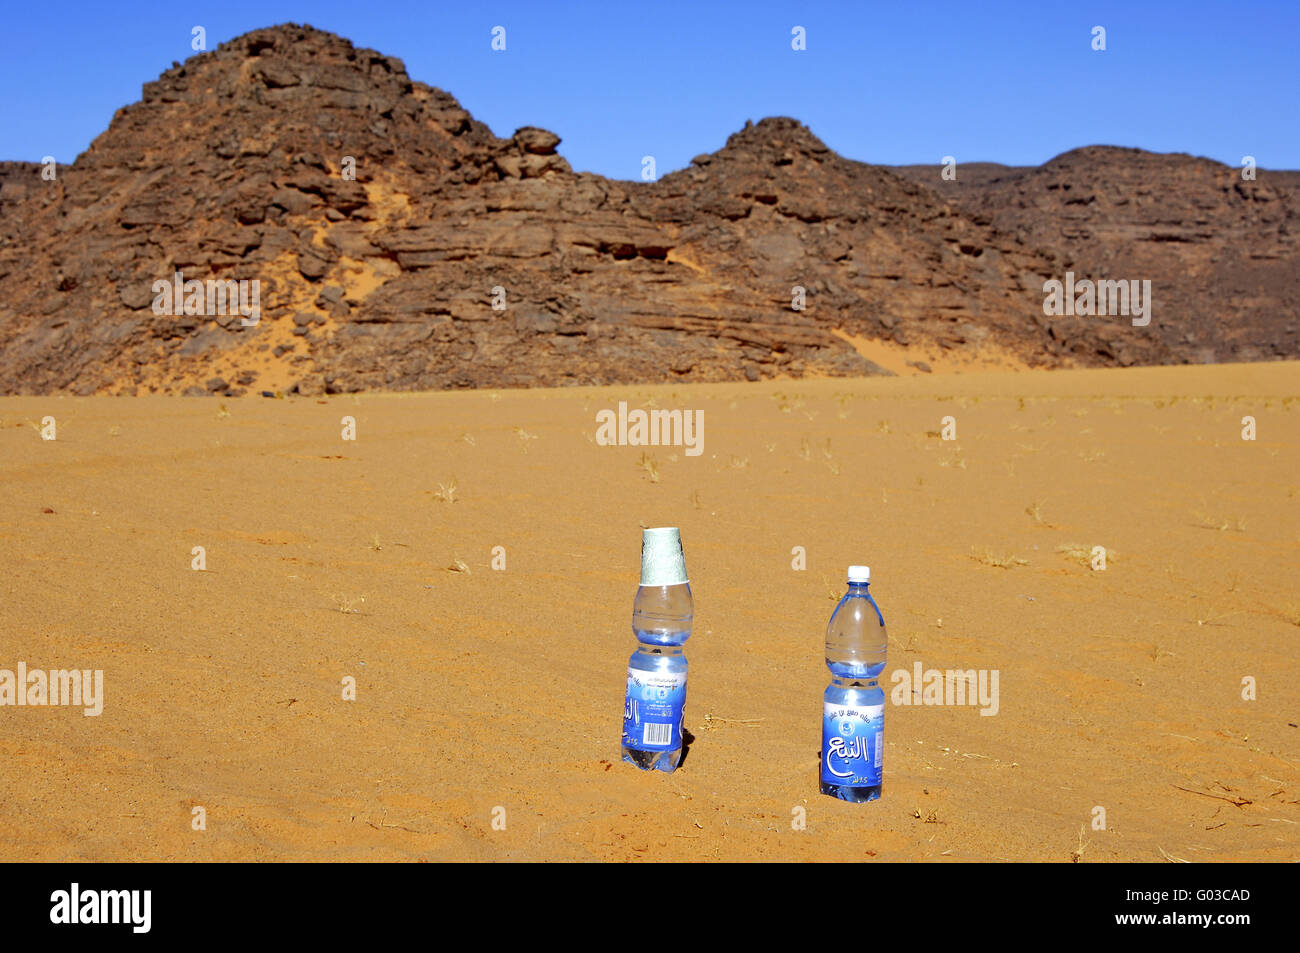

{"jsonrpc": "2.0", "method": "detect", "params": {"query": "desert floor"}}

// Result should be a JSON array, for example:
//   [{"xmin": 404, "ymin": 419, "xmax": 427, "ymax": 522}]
[{"xmin": 1, "ymin": 361, "xmax": 1297, "ymax": 861}]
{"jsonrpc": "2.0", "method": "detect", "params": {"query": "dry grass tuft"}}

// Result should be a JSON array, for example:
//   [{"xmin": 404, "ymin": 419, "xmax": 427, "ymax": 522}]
[
  {"xmin": 969, "ymin": 548, "xmax": 1028, "ymax": 569},
  {"xmin": 513, "ymin": 427, "xmax": 538, "ymax": 452},
  {"xmin": 1193, "ymin": 511, "xmax": 1246, "ymax": 533},
  {"xmin": 1071, "ymin": 824, "xmax": 1087, "ymax": 863},
  {"xmin": 637, "ymin": 453, "xmax": 660, "ymax": 483},
  {"xmin": 330, "ymin": 594, "xmax": 365, "ymax": 614}
]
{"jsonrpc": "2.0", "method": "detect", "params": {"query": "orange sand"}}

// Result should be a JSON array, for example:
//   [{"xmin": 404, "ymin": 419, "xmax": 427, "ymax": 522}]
[{"xmin": 0, "ymin": 361, "xmax": 1297, "ymax": 860}]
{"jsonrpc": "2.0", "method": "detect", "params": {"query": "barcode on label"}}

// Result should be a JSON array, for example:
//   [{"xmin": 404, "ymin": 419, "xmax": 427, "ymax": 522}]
[
  {"xmin": 643, "ymin": 722, "xmax": 673, "ymax": 747},
  {"xmin": 874, "ymin": 731, "xmax": 883, "ymax": 768}
]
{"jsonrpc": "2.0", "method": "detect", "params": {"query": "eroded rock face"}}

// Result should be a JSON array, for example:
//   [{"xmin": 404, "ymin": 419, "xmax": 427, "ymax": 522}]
[
  {"xmin": 892, "ymin": 149, "xmax": 1300, "ymax": 364},
  {"xmin": 0, "ymin": 24, "xmax": 1294, "ymax": 396}
]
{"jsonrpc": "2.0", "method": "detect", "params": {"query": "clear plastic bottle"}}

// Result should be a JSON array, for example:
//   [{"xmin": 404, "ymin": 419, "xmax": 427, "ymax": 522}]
[
  {"xmin": 621, "ymin": 528, "xmax": 693, "ymax": 772},
  {"xmin": 821, "ymin": 565, "xmax": 888, "ymax": 801}
]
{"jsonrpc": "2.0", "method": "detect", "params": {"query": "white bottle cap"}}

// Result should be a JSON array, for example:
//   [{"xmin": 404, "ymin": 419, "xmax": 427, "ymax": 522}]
[
  {"xmin": 641, "ymin": 527, "xmax": 689, "ymax": 586},
  {"xmin": 847, "ymin": 565, "xmax": 870, "ymax": 583}
]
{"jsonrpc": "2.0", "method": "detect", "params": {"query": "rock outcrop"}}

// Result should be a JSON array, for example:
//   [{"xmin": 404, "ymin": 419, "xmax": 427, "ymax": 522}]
[{"xmin": 0, "ymin": 24, "xmax": 1295, "ymax": 395}]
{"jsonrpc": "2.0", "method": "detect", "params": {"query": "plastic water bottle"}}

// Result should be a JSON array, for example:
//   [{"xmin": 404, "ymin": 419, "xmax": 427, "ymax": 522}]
[
  {"xmin": 821, "ymin": 565, "xmax": 888, "ymax": 801},
  {"xmin": 621, "ymin": 527, "xmax": 693, "ymax": 772}
]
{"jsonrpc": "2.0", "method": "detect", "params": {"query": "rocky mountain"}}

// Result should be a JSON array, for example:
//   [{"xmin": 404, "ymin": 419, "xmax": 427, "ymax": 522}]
[
  {"xmin": 0, "ymin": 23, "xmax": 1295, "ymax": 396},
  {"xmin": 894, "ymin": 150, "xmax": 1300, "ymax": 365}
]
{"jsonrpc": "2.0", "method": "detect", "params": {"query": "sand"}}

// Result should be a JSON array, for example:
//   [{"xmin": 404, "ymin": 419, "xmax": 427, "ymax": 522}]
[{"xmin": 1, "ymin": 361, "xmax": 1297, "ymax": 861}]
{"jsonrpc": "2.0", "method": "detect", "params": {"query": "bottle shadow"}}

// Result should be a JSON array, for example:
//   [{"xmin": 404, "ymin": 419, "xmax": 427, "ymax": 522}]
[{"xmin": 677, "ymin": 726, "xmax": 696, "ymax": 769}]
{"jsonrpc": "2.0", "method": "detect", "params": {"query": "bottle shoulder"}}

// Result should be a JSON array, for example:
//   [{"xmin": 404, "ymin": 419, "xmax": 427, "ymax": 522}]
[{"xmin": 828, "ymin": 591, "xmax": 885, "ymax": 628}]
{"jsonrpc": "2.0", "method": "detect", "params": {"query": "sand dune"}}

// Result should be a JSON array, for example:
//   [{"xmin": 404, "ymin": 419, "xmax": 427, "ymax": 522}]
[{"xmin": 1, "ymin": 361, "xmax": 1297, "ymax": 860}]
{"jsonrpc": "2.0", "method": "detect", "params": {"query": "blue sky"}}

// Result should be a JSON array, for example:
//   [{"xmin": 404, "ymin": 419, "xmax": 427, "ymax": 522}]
[{"xmin": 2, "ymin": 1, "xmax": 1296, "ymax": 178}]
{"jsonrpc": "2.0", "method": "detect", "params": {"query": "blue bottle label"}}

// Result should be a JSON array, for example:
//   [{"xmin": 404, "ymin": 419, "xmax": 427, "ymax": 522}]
[
  {"xmin": 623, "ymin": 668, "xmax": 686, "ymax": 750},
  {"xmin": 821, "ymin": 702, "xmax": 883, "ymax": 787}
]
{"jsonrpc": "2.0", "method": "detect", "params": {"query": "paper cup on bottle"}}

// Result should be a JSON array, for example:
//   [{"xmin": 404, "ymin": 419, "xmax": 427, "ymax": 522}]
[{"xmin": 640, "ymin": 527, "xmax": 688, "ymax": 586}]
